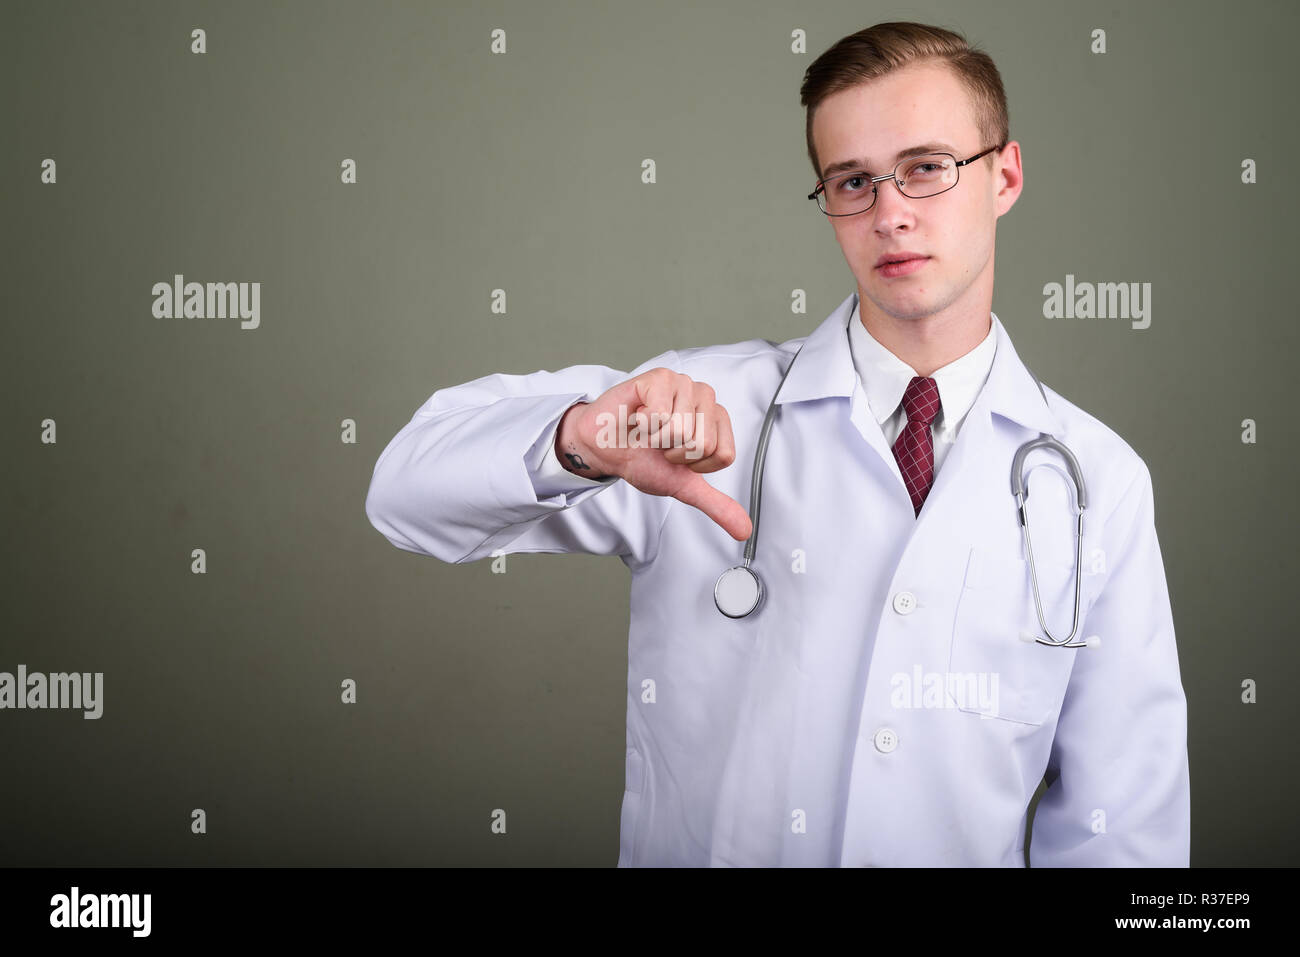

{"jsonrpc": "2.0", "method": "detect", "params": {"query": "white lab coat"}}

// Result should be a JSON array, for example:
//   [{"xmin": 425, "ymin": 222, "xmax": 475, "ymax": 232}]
[{"xmin": 365, "ymin": 291, "xmax": 1191, "ymax": 867}]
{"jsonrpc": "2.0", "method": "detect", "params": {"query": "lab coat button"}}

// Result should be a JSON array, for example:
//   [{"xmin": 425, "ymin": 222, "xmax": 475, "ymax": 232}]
[
  {"xmin": 892, "ymin": 591, "xmax": 916, "ymax": 615},
  {"xmin": 873, "ymin": 728, "xmax": 898, "ymax": 753}
]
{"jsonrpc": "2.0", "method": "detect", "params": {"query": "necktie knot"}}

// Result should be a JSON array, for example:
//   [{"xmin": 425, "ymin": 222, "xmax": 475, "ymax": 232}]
[{"xmin": 901, "ymin": 376, "xmax": 941, "ymax": 428}]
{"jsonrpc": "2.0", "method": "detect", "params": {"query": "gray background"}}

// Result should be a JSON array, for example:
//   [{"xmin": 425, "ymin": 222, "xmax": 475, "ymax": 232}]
[{"xmin": 1, "ymin": 0, "xmax": 1295, "ymax": 865}]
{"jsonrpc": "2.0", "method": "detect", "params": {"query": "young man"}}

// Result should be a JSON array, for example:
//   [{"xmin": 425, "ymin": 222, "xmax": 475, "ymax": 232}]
[{"xmin": 366, "ymin": 22, "xmax": 1190, "ymax": 867}]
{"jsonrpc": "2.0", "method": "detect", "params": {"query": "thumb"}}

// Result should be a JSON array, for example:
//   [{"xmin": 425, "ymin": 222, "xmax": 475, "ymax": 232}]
[{"xmin": 670, "ymin": 470, "xmax": 753, "ymax": 542}]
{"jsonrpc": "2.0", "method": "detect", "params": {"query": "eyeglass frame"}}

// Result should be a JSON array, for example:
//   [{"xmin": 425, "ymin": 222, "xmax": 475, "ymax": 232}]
[{"xmin": 807, "ymin": 143, "xmax": 1006, "ymax": 216}]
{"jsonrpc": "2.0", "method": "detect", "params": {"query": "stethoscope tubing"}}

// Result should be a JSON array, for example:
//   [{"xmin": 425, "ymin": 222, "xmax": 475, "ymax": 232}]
[{"xmin": 715, "ymin": 337, "xmax": 1091, "ymax": 648}]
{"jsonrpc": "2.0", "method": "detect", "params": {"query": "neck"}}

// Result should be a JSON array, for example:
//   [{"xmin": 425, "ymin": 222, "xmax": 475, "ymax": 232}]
[{"xmin": 857, "ymin": 297, "xmax": 991, "ymax": 377}]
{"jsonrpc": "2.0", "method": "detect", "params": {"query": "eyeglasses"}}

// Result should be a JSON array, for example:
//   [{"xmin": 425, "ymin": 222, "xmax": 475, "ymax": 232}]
[{"xmin": 807, "ymin": 144, "xmax": 1005, "ymax": 216}]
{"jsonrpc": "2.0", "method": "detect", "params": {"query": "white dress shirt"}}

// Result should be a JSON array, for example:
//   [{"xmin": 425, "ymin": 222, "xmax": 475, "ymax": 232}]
[{"xmin": 846, "ymin": 299, "xmax": 996, "ymax": 479}]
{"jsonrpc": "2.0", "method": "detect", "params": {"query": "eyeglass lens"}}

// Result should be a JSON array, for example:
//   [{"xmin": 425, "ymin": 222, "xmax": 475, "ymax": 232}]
[{"xmin": 818, "ymin": 153, "xmax": 960, "ymax": 215}]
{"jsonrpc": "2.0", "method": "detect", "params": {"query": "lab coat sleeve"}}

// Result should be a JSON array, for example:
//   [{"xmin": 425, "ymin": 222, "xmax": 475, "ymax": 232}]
[
  {"xmin": 364, "ymin": 350, "xmax": 682, "ymax": 566},
  {"xmin": 529, "ymin": 415, "xmax": 611, "ymax": 499},
  {"xmin": 1029, "ymin": 461, "xmax": 1191, "ymax": 866}
]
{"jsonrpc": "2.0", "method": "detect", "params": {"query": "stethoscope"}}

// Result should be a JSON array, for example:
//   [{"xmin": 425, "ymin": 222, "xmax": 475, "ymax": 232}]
[{"xmin": 713, "ymin": 342, "xmax": 1096, "ymax": 649}]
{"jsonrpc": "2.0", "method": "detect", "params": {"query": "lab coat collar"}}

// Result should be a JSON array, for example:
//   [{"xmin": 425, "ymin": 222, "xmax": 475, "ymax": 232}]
[
  {"xmin": 847, "ymin": 297, "xmax": 995, "ymax": 443},
  {"xmin": 775, "ymin": 291, "xmax": 1063, "ymax": 438}
]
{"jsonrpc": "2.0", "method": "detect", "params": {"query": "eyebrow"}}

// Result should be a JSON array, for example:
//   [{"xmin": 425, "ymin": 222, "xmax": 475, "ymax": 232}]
[{"xmin": 821, "ymin": 142, "xmax": 959, "ymax": 181}]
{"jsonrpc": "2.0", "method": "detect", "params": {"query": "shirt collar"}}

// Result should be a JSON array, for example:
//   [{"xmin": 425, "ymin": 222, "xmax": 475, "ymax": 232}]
[
  {"xmin": 774, "ymin": 291, "xmax": 1063, "ymax": 438},
  {"xmin": 846, "ymin": 297, "xmax": 996, "ymax": 440}
]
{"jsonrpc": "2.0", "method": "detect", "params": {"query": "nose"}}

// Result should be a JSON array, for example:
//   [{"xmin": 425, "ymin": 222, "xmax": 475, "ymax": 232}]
[{"xmin": 870, "ymin": 176, "xmax": 915, "ymax": 231}]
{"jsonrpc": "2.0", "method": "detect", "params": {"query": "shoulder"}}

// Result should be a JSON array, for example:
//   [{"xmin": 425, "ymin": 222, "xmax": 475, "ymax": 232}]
[
  {"xmin": 654, "ymin": 333, "xmax": 809, "ymax": 410},
  {"xmin": 671, "ymin": 333, "xmax": 803, "ymax": 371},
  {"xmin": 1037, "ymin": 382, "xmax": 1155, "ymax": 518}
]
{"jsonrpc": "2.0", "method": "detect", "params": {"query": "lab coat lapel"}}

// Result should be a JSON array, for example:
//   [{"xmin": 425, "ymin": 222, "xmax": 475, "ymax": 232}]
[
  {"xmin": 977, "ymin": 312, "xmax": 1062, "ymax": 439},
  {"xmin": 848, "ymin": 381, "xmax": 911, "ymax": 506},
  {"xmin": 776, "ymin": 293, "xmax": 913, "ymax": 505}
]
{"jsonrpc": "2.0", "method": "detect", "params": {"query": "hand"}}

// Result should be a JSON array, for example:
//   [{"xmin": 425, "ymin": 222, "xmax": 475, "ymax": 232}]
[{"xmin": 554, "ymin": 368, "xmax": 753, "ymax": 542}]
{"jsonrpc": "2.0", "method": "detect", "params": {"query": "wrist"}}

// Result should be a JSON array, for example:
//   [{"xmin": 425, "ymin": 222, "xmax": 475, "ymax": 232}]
[{"xmin": 555, "ymin": 402, "xmax": 610, "ymax": 479}]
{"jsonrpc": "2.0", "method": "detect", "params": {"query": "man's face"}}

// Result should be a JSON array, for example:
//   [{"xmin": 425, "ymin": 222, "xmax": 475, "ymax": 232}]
[{"xmin": 810, "ymin": 61, "xmax": 1021, "ymax": 324}]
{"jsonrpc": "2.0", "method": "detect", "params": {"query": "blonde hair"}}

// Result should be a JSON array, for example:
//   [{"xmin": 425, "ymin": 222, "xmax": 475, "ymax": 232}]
[{"xmin": 800, "ymin": 21, "xmax": 1009, "ymax": 181}]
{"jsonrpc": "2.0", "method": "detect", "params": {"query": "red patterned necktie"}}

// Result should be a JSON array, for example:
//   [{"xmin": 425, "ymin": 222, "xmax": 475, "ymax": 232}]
[{"xmin": 891, "ymin": 376, "xmax": 941, "ymax": 517}]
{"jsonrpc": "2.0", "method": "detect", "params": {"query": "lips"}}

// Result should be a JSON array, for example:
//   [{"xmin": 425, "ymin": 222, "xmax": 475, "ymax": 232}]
[
  {"xmin": 875, "ymin": 252, "xmax": 927, "ymax": 268},
  {"xmin": 876, "ymin": 255, "xmax": 929, "ymax": 279}
]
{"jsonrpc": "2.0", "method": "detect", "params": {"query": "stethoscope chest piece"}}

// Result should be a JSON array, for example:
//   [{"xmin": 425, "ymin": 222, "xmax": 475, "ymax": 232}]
[{"xmin": 715, "ymin": 565, "xmax": 763, "ymax": 619}]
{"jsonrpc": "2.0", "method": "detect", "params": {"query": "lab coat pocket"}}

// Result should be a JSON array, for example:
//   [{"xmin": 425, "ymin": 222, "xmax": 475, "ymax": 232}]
[{"xmin": 947, "ymin": 547, "xmax": 1086, "ymax": 726}]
